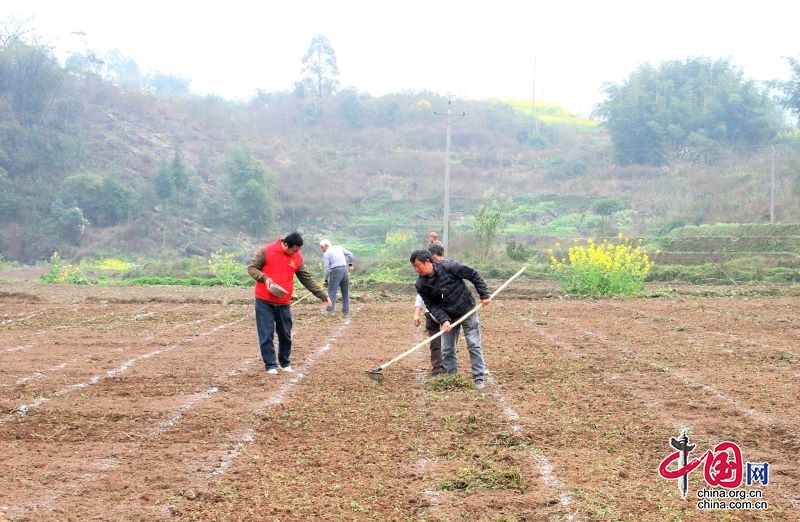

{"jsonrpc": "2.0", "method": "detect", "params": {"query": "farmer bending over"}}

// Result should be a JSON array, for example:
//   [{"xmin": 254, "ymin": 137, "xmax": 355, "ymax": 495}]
[{"xmin": 410, "ymin": 249, "xmax": 491, "ymax": 389}]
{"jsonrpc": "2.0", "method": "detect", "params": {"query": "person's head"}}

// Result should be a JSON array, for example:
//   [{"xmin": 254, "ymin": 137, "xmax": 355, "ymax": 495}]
[
  {"xmin": 281, "ymin": 232, "xmax": 304, "ymax": 254},
  {"xmin": 427, "ymin": 231, "xmax": 439, "ymax": 244},
  {"xmin": 428, "ymin": 243, "xmax": 445, "ymax": 259},
  {"xmin": 319, "ymin": 239, "xmax": 331, "ymax": 252},
  {"xmin": 410, "ymin": 249, "xmax": 435, "ymax": 276}
]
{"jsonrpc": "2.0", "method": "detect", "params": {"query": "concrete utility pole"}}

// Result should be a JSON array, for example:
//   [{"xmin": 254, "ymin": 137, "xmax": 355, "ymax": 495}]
[
  {"xmin": 531, "ymin": 54, "xmax": 540, "ymax": 137},
  {"xmin": 434, "ymin": 101, "xmax": 465, "ymax": 253},
  {"xmin": 770, "ymin": 145, "xmax": 776, "ymax": 223}
]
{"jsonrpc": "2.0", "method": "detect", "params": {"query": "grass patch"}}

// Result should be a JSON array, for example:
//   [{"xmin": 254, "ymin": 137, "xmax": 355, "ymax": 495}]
[
  {"xmin": 488, "ymin": 431, "xmax": 533, "ymax": 451},
  {"xmin": 424, "ymin": 373, "xmax": 472, "ymax": 392},
  {"xmin": 439, "ymin": 458, "xmax": 527, "ymax": 493},
  {"xmin": 441, "ymin": 413, "xmax": 485, "ymax": 435}
]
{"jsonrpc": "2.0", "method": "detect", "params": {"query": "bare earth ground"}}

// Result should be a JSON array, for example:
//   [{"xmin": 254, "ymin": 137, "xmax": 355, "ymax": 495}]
[{"xmin": 0, "ymin": 278, "xmax": 798, "ymax": 521}]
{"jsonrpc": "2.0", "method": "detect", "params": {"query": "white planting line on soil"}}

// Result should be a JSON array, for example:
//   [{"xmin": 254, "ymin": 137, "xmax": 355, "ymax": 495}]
[
  {"xmin": 3, "ymin": 313, "xmax": 253, "ymax": 520},
  {"xmin": 579, "ymin": 326, "xmax": 779, "ymax": 427},
  {"xmin": 154, "ymin": 386, "xmax": 220, "ymax": 431},
  {"xmin": 1, "ymin": 310, "xmax": 194, "ymax": 381},
  {"xmin": 1, "ymin": 305, "xmax": 174, "ymax": 354},
  {"xmin": 208, "ymin": 315, "xmax": 354, "ymax": 477},
  {"xmin": 148, "ymin": 358, "xmax": 258, "ymax": 438},
  {"xmin": 405, "ymin": 328, "xmax": 573, "ymax": 513},
  {"xmin": 2, "ymin": 341, "xmax": 41, "ymax": 354},
  {"xmin": 208, "ymin": 429, "xmax": 256, "ymax": 477},
  {"xmin": 411, "ymin": 367, "xmax": 445, "ymax": 507},
  {"xmin": 0, "ymin": 314, "xmax": 248, "ymax": 425},
  {"xmin": 535, "ymin": 317, "xmax": 782, "ymax": 431},
  {"xmin": 592, "ymin": 302, "xmax": 797, "ymax": 419},
  {"xmin": 540, "ymin": 319, "xmax": 799, "ymax": 513},
  {"xmin": 484, "ymin": 370, "xmax": 574, "ymax": 508},
  {"xmin": 663, "ymin": 368, "xmax": 777, "ymax": 426},
  {"xmin": 1, "ymin": 312, "xmax": 42, "ymax": 325},
  {"xmin": 13, "ymin": 361, "xmax": 71, "ymax": 385}
]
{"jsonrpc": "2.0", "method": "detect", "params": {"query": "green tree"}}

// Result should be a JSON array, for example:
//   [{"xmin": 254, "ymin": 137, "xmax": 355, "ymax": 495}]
[
  {"xmin": 336, "ymin": 88, "xmax": 368, "ymax": 129},
  {"xmin": 62, "ymin": 173, "xmax": 133, "ymax": 227},
  {"xmin": 224, "ymin": 147, "xmax": 276, "ymax": 235},
  {"xmin": 153, "ymin": 161, "xmax": 175, "ymax": 203},
  {"xmin": 102, "ymin": 49, "xmax": 143, "ymax": 90},
  {"xmin": 473, "ymin": 201, "xmax": 507, "ymax": 262},
  {"xmin": 50, "ymin": 199, "xmax": 89, "ymax": 244},
  {"xmin": 300, "ymin": 34, "xmax": 340, "ymax": 99},
  {"xmin": 0, "ymin": 39, "xmax": 65, "ymax": 129},
  {"xmin": 152, "ymin": 147, "xmax": 191, "ymax": 209},
  {"xmin": 170, "ymin": 146, "xmax": 189, "ymax": 206},
  {"xmin": 96, "ymin": 178, "xmax": 134, "ymax": 226},
  {"xmin": 774, "ymin": 55, "xmax": 800, "ymax": 120},
  {"xmin": 0, "ymin": 170, "xmax": 19, "ymax": 221},
  {"xmin": 0, "ymin": 15, "xmax": 34, "ymax": 46},
  {"xmin": 64, "ymin": 51, "xmax": 104, "ymax": 81},
  {"xmin": 595, "ymin": 58, "xmax": 780, "ymax": 165},
  {"xmin": 145, "ymin": 71, "xmax": 190, "ymax": 97},
  {"xmin": 0, "ymin": 36, "xmax": 75, "ymax": 183},
  {"xmin": 591, "ymin": 197, "xmax": 624, "ymax": 217},
  {"xmin": 591, "ymin": 197, "xmax": 625, "ymax": 236}
]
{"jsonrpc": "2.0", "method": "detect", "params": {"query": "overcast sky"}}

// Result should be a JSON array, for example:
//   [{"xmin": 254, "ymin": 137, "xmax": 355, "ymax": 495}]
[{"xmin": 4, "ymin": 1, "xmax": 798, "ymax": 117}]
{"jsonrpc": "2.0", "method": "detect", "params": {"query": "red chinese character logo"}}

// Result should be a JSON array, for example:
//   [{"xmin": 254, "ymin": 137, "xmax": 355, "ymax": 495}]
[
  {"xmin": 659, "ymin": 431, "xmax": 744, "ymax": 497},
  {"xmin": 703, "ymin": 441, "xmax": 743, "ymax": 488}
]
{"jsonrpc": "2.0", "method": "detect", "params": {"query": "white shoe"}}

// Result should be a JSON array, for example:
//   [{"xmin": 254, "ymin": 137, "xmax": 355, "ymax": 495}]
[
  {"xmin": 281, "ymin": 365, "xmax": 294, "ymax": 373},
  {"xmin": 267, "ymin": 368, "xmax": 278, "ymax": 375}
]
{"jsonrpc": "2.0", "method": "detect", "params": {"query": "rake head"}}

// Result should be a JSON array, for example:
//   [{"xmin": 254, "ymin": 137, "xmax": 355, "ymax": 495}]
[{"xmin": 365, "ymin": 367, "xmax": 384, "ymax": 381}]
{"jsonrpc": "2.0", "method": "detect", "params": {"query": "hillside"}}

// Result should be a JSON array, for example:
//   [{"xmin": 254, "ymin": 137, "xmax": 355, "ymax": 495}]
[
  {"xmin": 1, "ymin": 50, "xmax": 799, "ymax": 270},
  {"xmin": 71, "ymin": 90, "xmax": 800, "ymax": 261}
]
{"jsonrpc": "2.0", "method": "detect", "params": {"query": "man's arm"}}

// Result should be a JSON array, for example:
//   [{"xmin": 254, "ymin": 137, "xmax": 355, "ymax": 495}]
[
  {"xmin": 322, "ymin": 251, "xmax": 331, "ymax": 280},
  {"xmin": 416, "ymin": 283, "xmax": 450, "ymax": 326},
  {"xmin": 454, "ymin": 262, "xmax": 491, "ymax": 300},
  {"xmin": 413, "ymin": 293, "xmax": 426, "ymax": 325},
  {"xmin": 296, "ymin": 262, "xmax": 329, "ymax": 301},
  {"xmin": 246, "ymin": 247, "xmax": 268, "ymax": 283}
]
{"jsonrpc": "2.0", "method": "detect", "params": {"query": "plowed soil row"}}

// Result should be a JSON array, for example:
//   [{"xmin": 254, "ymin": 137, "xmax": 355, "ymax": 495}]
[{"xmin": 1, "ymin": 282, "xmax": 798, "ymax": 521}]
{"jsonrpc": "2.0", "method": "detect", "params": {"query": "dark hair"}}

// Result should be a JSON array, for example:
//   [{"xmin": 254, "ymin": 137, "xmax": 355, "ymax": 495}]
[
  {"xmin": 428, "ymin": 243, "xmax": 445, "ymax": 257},
  {"xmin": 409, "ymin": 249, "xmax": 433, "ymax": 264},
  {"xmin": 283, "ymin": 232, "xmax": 304, "ymax": 247}
]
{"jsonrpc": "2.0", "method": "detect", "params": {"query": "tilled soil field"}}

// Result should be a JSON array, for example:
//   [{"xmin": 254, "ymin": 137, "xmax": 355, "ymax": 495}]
[{"xmin": 0, "ymin": 281, "xmax": 798, "ymax": 521}]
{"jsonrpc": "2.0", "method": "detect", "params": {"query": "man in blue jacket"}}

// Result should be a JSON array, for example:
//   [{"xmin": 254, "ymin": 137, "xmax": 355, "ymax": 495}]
[{"xmin": 410, "ymin": 249, "xmax": 491, "ymax": 389}]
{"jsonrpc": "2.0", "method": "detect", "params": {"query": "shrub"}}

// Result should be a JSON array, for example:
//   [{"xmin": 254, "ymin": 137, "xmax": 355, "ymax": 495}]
[
  {"xmin": 549, "ymin": 236, "xmax": 654, "ymax": 296},
  {"xmin": 41, "ymin": 252, "xmax": 89, "ymax": 284},
  {"xmin": 207, "ymin": 249, "xmax": 246, "ymax": 286},
  {"xmin": 505, "ymin": 239, "xmax": 533, "ymax": 262}
]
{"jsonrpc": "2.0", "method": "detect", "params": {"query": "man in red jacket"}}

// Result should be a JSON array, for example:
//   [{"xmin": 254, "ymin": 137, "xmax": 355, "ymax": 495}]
[{"xmin": 247, "ymin": 232, "xmax": 330, "ymax": 375}]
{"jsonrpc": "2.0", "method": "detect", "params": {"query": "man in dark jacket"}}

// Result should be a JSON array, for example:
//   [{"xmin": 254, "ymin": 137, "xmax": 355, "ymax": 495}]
[{"xmin": 410, "ymin": 249, "xmax": 491, "ymax": 389}]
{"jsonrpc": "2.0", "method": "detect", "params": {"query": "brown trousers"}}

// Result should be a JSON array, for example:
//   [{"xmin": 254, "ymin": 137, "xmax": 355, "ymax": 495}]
[{"xmin": 425, "ymin": 312, "xmax": 445, "ymax": 375}]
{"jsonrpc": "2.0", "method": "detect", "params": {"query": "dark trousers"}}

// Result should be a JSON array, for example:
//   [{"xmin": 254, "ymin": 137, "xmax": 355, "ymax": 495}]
[
  {"xmin": 326, "ymin": 266, "xmax": 350, "ymax": 314},
  {"xmin": 255, "ymin": 298, "xmax": 293, "ymax": 370},
  {"xmin": 425, "ymin": 312, "xmax": 445, "ymax": 375}
]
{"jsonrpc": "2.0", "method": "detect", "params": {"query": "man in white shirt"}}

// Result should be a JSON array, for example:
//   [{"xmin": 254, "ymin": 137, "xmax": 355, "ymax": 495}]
[{"xmin": 319, "ymin": 239, "xmax": 354, "ymax": 316}]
